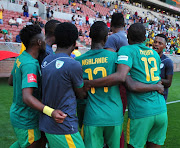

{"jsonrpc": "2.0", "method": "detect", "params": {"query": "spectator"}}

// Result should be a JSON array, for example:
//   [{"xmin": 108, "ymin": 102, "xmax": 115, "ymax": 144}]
[
  {"xmin": 9, "ymin": 17, "xmax": 19, "ymax": 27},
  {"xmin": 0, "ymin": 5, "xmax": 4, "ymax": 24},
  {"xmin": 26, "ymin": 18, "xmax": 34, "ymax": 25},
  {"xmin": 32, "ymin": 12, "xmax": 38, "ymax": 19},
  {"xmin": 34, "ymin": 2, "xmax": 39, "ymax": 8},
  {"xmin": 76, "ymin": 6, "xmax": 82, "ymax": 12},
  {"xmin": 39, "ymin": 19, "xmax": 44, "ymax": 28},
  {"xmin": 106, "ymin": 13, "xmax": 109, "ymax": 20},
  {"xmin": 71, "ymin": 6, "xmax": 76, "ymax": 13},
  {"xmin": 15, "ymin": 34, "xmax": 21, "ymax": 43},
  {"xmin": 5, "ymin": 31, "xmax": 13, "ymax": 42},
  {"xmin": 84, "ymin": 30, "xmax": 89, "ymax": 37},
  {"xmin": 71, "ymin": 46, "xmax": 81, "ymax": 58},
  {"xmin": 126, "ymin": 12, "xmax": 130, "ymax": 24},
  {"xmin": 1, "ymin": 29, "xmax": 8, "ymax": 35},
  {"xmin": 50, "ymin": 9, "xmax": 54, "ymax": 19},
  {"xmin": 16, "ymin": 16, "xmax": 24, "ymax": 25},
  {"xmin": 135, "ymin": 11, "xmax": 138, "ymax": 18},
  {"xmin": 107, "ymin": 20, "xmax": 110, "ymax": 30},
  {"xmin": 86, "ymin": 15, "xmax": 89, "ymax": 25},
  {"xmin": 22, "ymin": 2, "xmax": 29, "ymax": 17},
  {"xmin": 34, "ymin": 18, "xmax": 39, "ymax": 25},
  {"xmin": 79, "ymin": 16, "xmax": 83, "ymax": 26},
  {"xmin": 46, "ymin": 6, "xmax": 50, "ymax": 21},
  {"xmin": 79, "ymin": 29, "xmax": 83, "ymax": 36},
  {"xmin": 71, "ymin": 15, "xmax": 76, "ymax": 24}
]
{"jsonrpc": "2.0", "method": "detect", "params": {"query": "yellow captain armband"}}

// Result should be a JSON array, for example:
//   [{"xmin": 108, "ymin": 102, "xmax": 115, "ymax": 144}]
[{"xmin": 43, "ymin": 106, "xmax": 55, "ymax": 117}]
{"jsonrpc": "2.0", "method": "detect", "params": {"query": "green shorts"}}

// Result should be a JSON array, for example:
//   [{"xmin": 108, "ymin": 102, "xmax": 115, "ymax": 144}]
[
  {"xmin": 83, "ymin": 125, "xmax": 123, "ymax": 148},
  {"xmin": 127, "ymin": 112, "xmax": 168, "ymax": 148},
  {"xmin": 45, "ymin": 132, "xmax": 85, "ymax": 148},
  {"xmin": 10, "ymin": 127, "xmax": 41, "ymax": 148}
]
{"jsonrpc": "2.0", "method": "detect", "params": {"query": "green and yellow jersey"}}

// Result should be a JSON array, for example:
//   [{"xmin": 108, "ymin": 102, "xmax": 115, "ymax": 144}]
[
  {"xmin": 10, "ymin": 51, "xmax": 41, "ymax": 129},
  {"xmin": 76, "ymin": 49, "xmax": 123, "ymax": 126},
  {"xmin": 117, "ymin": 43, "xmax": 167, "ymax": 119}
]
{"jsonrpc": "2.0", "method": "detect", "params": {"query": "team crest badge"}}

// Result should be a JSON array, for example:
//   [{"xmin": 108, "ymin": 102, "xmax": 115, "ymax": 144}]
[
  {"xmin": 55, "ymin": 60, "xmax": 64, "ymax": 69},
  {"xmin": 160, "ymin": 63, "xmax": 164, "ymax": 69}
]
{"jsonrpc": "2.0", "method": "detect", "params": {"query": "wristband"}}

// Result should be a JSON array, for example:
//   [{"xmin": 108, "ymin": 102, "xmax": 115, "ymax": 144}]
[{"xmin": 43, "ymin": 106, "xmax": 54, "ymax": 117}]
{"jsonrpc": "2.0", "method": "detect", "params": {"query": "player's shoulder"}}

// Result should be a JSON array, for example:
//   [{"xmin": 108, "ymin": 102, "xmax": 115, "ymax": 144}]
[
  {"xmin": 119, "ymin": 44, "xmax": 135, "ymax": 52},
  {"xmin": 161, "ymin": 54, "xmax": 173, "ymax": 64},
  {"xmin": 19, "ymin": 52, "xmax": 38, "ymax": 67}
]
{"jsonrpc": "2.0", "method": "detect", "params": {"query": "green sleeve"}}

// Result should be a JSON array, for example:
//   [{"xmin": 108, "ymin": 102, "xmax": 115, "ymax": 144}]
[
  {"xmin": 116, "ymin": 46, "xmax": 133, "ymax": 69},
  {"xmin": 21, "ymin": 63, "xmax": 39, "ymax": 89}
]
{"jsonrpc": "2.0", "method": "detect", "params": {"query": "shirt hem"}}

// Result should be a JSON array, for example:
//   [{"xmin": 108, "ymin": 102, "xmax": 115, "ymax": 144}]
[
  {"xmin": 129, "ymin": 110, "xmax": 167, "ymax": 119},
  {"xmin": 39, "ymin": 128, "xmax": 78, "ymax": 135}
]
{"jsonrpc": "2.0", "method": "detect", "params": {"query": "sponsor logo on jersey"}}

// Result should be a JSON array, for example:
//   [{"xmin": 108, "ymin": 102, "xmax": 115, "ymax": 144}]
[
  {"xmin": 27, "ymin": 74, "xmax": 37, "ymax": 83},
  {"xmin": 56, "ymin": 60, "xmax": 64, "ymax": 69},
  {"xmin": 118, "ymin": 55, "xmax": 128, "ymax": 61}
]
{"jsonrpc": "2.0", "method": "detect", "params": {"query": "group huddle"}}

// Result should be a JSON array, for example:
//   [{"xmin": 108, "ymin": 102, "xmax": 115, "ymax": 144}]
[{"xmin": 9, "ymin": 13, "xmax": 173, "ymax": 148}]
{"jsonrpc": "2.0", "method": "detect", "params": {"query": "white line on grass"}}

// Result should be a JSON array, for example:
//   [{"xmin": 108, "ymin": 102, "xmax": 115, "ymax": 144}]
[
  {"xmin": 125, "ymin": 100, "xmax": 180, "ymax": 112},
  {"xmin": 166, "ymin": 100, "xmax": 180, "ymax": 104}
]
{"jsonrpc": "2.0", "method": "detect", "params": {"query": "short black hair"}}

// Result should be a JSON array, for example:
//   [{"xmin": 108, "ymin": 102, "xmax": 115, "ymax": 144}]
[
  {"xmin": 111, "ymin": 13, "xmax": 124, "ymax": 28},
  {"xmin": 45, "ymin": 19, "xmax": 61, "ymax": 37},
  {"xmin": 20, "ymin": 25, "xmax": 42, "ymax": 49},
  {"xmin": 156, "ymin": 34, "xmax": 167, "ymax": 42},
  {"xmin": 128, "ymin": 23, "xmax": 146, "ymax": 43},
  {"xmin": 55, "ymin": 22, "xmax": 78, "ymax": 48},
  {"xmin": 89, "ymin": 21, "xmax": 108, "ymax": 43}
]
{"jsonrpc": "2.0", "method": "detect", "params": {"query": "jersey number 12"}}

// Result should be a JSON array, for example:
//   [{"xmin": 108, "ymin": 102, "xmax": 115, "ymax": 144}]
[{"xmin": 141, "ymin": 57, "xmax": 159, "ymax": 82}]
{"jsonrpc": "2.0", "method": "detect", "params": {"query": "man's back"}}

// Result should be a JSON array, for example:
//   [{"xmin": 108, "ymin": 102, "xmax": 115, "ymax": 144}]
[
  {"xmin": 40, "ymin": 53, "xmax": 83, "ymax": 134},
  {"xmin": 10, "ymin": 51, "xmax": 40, "ymax": 129},
  {"xmin": 104, "ymin": 30, "xmax": 128, "ymax": 52},
  {"xmin": 76, "ymin": 49, "xmax": 123, "ymax": 126},
  {"xmin": 117, "ymin": 43, "xmax": 167, "ymax": 119}
]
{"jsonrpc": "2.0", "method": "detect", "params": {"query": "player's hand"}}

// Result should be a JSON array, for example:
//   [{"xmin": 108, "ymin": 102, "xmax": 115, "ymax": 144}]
[
  {"xmin": 83, "ymin": 80, "xmax": 91, "ymax": 92},
  {"xmin": 156, "ymin": 81, "xmax": 164, "ymax": 95},
  {"xmin": 51, "ymin": 110, "xmax": 67, "ymax": 123}
]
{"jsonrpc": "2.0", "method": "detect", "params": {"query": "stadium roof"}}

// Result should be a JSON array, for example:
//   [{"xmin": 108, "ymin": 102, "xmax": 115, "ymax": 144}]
[{"xmin": 140, "ymin": 0, "xmax": 180, "ymax": 14}]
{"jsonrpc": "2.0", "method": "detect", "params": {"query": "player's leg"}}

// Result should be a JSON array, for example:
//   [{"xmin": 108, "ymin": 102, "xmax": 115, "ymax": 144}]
[
  {"xmin": 126, "ymin": 117, "xmax": 154, "ymax": 148},
  {"xmin": 146, "ymin": 142, "xmax": 161, "ymax": 148},
  {"xmin": 119, "ymin": 85, "xmax": 127, "ymax": 148},
  {"xmin": 147, "ymin": 112, "xmax": 168, "ymax": 148},
  {"xmin": 77, "ymin": 100, "xmax": 86, "ymax": 129},
  {"xmin": 83, "ymin": 125, "xmax": 104, "ymax": 148},
  {"xmin": 10, "ymin": 127, "xmax": 41, "ymax": 148},
  {"xmin": 104, "ymin": 125, "xmax": 122, "ymax": 148},
  {"xmin": 10, "ymin": 141, "xmax": 20, "ymax": 148},
  {"xmin": 45, "ymin": 132, "xmax": 85, "ymax": 148}
]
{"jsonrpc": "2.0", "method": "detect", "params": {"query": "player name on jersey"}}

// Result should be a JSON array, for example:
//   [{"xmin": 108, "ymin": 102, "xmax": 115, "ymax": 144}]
[
  {"xmin": 140, "ymin": 49, "xmax": 154, "ymax": 56},
  {"xmin": 82, "ymin": 57, "xmax": 108, "ymax": 66}
]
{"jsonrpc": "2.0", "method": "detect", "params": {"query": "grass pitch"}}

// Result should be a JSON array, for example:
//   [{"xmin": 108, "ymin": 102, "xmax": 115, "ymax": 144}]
[{"xmin": 0, "ymin": 72, "xmax": 180, "ymax": 148}]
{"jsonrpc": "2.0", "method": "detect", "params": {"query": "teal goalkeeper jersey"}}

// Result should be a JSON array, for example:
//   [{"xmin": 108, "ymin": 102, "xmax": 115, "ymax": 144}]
[
  {"xmin": 76, "ymin": 49, "xmax": 123, "ymax": 126},
  {"xmin": 117, "ymin": 43, "xmax": 167, "ymax": 119}
]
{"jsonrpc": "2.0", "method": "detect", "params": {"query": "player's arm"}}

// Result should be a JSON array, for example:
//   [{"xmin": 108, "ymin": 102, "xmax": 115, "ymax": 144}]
[
  {"xmin": 125, "ymin": 76, "xmax": 164, "ymax": 94},
  {"xmin": 71, "ymin": 62, "xmax": 88, "ymax": 99},
  {"xmin": 8, "ymin": 74, "xmax": 13, "ymax": 86},
  {"xmin": 73, "ymin": 86, "xmax": 89, "ymax": 99},
  {"xmin": 21, "ymin": 64, "xmax": 67, "ymax": 123},
  {"xmin": 161, "ymin": 75, "xmax": 173, "ymax": 88},
  {"xmin": 84, "ymin": 64, "xmax": 130, "ymax": 88},
  {"xmin": 161, "ymin": 59, "xmax": 173, "ymax": 88},
  {"xmin": 22, "ymin": 88, "xmax": 67, "ymax": 123}
]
